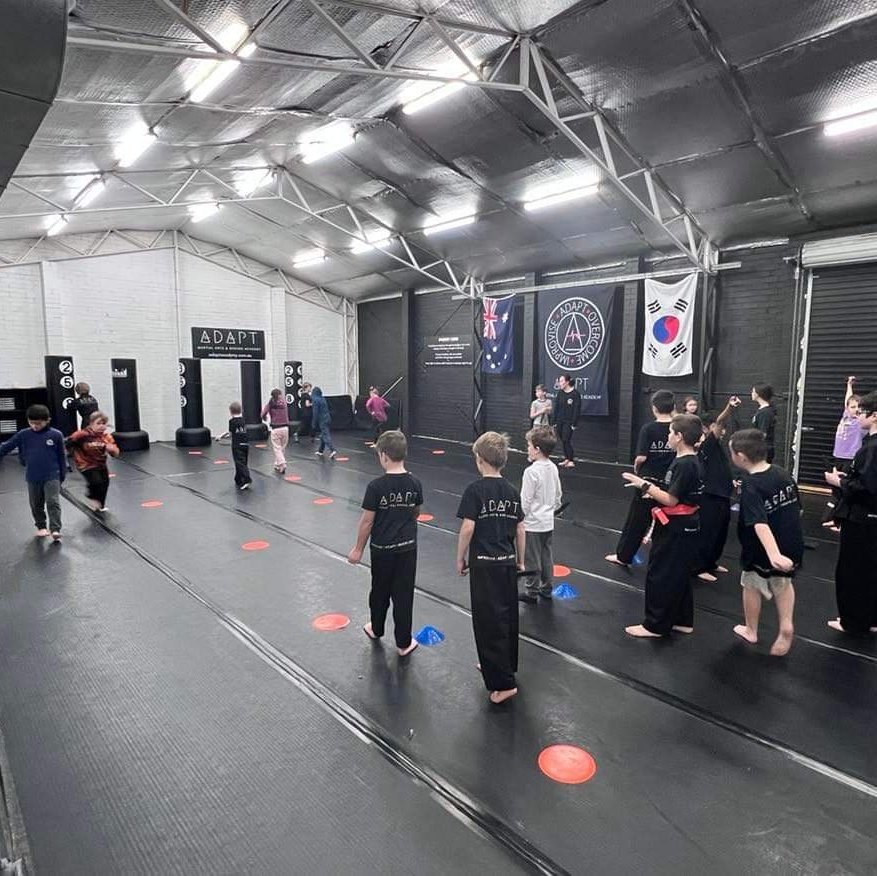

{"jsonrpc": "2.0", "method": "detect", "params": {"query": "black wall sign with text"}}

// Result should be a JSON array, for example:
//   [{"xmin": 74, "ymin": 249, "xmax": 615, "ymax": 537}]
[
  {"xmin": 421, "ymin": 335, "xmax": 473, "ymax": 367},
  {"xmin": 192, "ymin": 327, "xmax": 266, "ymax": 360},
  {"xmin": 537, "ymin": 285, "xmax": 616, "ymax": 417},
  {"xmin": 43, "ymin": 355, "xmax": 77, "ymax": 435}
]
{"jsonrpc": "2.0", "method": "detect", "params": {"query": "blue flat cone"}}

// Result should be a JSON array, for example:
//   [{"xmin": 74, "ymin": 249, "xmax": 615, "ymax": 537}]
[
  {"xmin": 415, "ymin": 625, "xmax": 445, "ymax": 646},
  {"xmin": 632, "ymin": 549, "xmax": 645, "ymax": 566},
  {"xmin": 552, "ymin": 583, "xmax": 578, "ymax": 599}
]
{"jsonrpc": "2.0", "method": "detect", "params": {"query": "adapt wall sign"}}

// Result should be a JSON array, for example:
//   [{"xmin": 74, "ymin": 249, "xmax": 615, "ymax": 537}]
[{"xmin": 192, "ymin": 327, "xmax": 265, "ymax": 360}]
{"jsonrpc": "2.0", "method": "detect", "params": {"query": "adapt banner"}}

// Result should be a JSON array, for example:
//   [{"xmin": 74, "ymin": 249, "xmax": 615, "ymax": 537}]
[
  {"xmin": 537, "ymin": 286, "xmax": 615, "ymax": 416},
  {"xmin": 192, "ymin": 327, "xmax": 265, "ymax": 360}
]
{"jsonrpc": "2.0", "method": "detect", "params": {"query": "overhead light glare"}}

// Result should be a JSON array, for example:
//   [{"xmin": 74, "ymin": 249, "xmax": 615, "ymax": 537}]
[
  {"xmin": 188, "ymin": 202, "xmax": 221, "ymax": 223},
  {"xmin": 45, "ymin": 214, "xmax": 67, "ymax": 237},
  {"xmin": 116, "ymin": 126, "xmax": 157, "ymax": 168},
  {"xmin": 300, "ymin": 123, "xmax": 355, "ymax": 165},
  {"xmin": 74, "ymin": 176, "xmax": 106, "ymax": 208},
  {"xmin": 293, "ymin": 248, "xmax": 327, "ymax": 268},
  {"xmin": 402, "ymin": 72, "xmax": 477, "ymax": 115},
  {"xmin": 351, "ymin": 230, "xmax": 393, "ymax": 254},
  {"xmin": 234, "ymin": 168, "xmax": 273, "ymax": 197},
  {"xmin": 423, "ymin": 213, "xmax": 477, "ymax": 235},
  {"xmin": 524, "ymin": 184, "xmax": 599, "ymax": 211},
  {"xmin": 824, "ymin": 109, "xmax": 877, "ymax": 137}
]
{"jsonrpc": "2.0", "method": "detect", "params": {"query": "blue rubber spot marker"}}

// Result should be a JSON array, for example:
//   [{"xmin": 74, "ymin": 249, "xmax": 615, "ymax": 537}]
[
  {"xmin": 552, "ymin": 583, "xmax": 579, "ymax": 599},
  {"xmin": 415, "ymin": 625, "xmax": 445, "ymax": 646}
]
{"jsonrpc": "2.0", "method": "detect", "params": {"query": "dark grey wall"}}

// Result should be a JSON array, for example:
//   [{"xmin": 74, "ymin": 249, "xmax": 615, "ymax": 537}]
[{"xmin": 357, "ymin": 296, "xmax": 402, "ymax": 398}]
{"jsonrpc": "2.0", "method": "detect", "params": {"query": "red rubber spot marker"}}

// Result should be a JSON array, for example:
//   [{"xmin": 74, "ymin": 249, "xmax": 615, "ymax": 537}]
[
  {"xmin": 284, "ymin": 474, "xmax": 302, "ymax": 482},
  {"xmin": 417, "ymin": 513, "xmax": 434, "ymax": 523},
  {"xmin": 432, "ymin": 450, "xmax": 445, "ymax": 455},
  {"xmin": 335, "ymin": 456, "xmax": 350, "ymax": 462},
  {"xmin": 141, "ymin": 500, "xmax": 163, "ymax": 508},
  {"xmin": 554, "ymin": 564, "xmax": 571, "ymax": 577},
  {"xmin": 108, "ymin": 473, "xmax": 116, "ymax": 478},
  {"xmin": 241, "ymin": 540, "xmax": 269, "ymax": 551},
  {"xmin": 538, "ymin": 745, "xmax": 597, "ymax": 784},
  {"xmin": 312, "ymin": 613, "xmax": 350, "ymax": 632},
  {"xmin": 188, "ymin": 451, "xmax": 202, "ymax": 455},
  {"xmin": 214, "ymin": 459, "xmax": 229, "ymax": 465},
  {"xmin": 255, "ymin": 443, "xmax": 267, "ymax": 449},
  {"xmin": 313, "ymin": 497, "xmax": 334, "ymax": 506}
]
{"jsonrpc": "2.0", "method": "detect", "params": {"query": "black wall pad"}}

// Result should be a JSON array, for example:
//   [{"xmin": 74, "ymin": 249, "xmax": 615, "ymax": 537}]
[
  {"xmin": 240, "ymin": 361, "xmax": 267, "ymax": 441},
  {"xmin": 111, "ymin": 358, "xmax": 149, "ymax": 450},
  {"xmin": 283, "ymin": 360, "xmax": 302, "ymax": 421},
  {"xmin": 43, "ymin": 355, "xmax": 77, "ymax": 435},
  {"xmin": 326, "ymin": 395, "xmax": 354, "ymax": 430},
  {"xmin": 176, "ymin": 359, "xmax": 210, "ymax": 446}
]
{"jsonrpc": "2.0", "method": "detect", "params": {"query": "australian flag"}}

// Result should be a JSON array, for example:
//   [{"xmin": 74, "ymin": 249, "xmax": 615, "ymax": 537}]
[{"xmin": 482, "ymin": 296, "xmax": 514, "ymax": 374}]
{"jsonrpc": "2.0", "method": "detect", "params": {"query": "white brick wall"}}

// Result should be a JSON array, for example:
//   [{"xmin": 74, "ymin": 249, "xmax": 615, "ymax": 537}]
[
  {"xmin": 286, "ymin": 294, "xmax": 346, "ymax": 396},
  {"xmin": 0, "ymin": 264, "xmax": 46, "ymax": 386},
  {"xmin": 1, "ymin": 245, "xmax": 348, "ymax": 441}
]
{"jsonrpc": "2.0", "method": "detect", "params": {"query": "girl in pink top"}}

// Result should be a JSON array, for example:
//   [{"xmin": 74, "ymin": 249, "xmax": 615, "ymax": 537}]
[
  {"xmin": 261, "ymin": 388, "xmax": 290, "ymax": 474},
  {"xmin": 823, "ymin": 376, "xmax": 863, "ymax": 527},
  {"xmin": 365, "ymin": 386, "xmax": 390, "ymax": 443}
]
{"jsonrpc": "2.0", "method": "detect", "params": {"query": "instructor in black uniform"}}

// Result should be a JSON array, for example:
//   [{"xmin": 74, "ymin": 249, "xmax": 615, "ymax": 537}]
[{"xmin": 553, "ymin": 374, "xmax": 582, "ymax": 469}]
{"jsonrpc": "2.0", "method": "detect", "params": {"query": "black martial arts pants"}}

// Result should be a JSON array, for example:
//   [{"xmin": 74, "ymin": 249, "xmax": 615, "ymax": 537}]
[
  {"xmin": 232, "ymin": 443, "xmax": 251, "ymax": 487},
  {"xmin": 82, "ymin": 467, "xmax": 110, "ymax": 507},
  {"xmin": 615, "ymin": 494, "xmax": 657, "ymax": 564},
  {"xmin": 642, "ymin": 514, "xmax": 699, "ymax": 635},
  {"xmin": 369, "ymin": 549, "xmax": 416, "ymax": 648},
  {"xmin": 695, "ymin": 493, "xmax": 731, "ymax": 574},
  {"xmin": 470, "ymin": 565, "xmax": 519, "ymax": 692},
  {"xmin": 835, "ymin": 519, "xmax": 877, "ymax": 635},
  {"xmin": 556, "ymin": 423, "xmax": 574, "ymax": 462}
]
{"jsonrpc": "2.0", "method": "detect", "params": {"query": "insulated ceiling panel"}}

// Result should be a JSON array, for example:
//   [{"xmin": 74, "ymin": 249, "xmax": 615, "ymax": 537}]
[
  {"xmin": 806, "ymin": 180, "xmax": 877, "ymax": 227},
  {"xmin": 693, "ymin": 198, "xmax": 811, "ymax": 243},
  {"xmin": 779, "ymin": 127, "xmax": 877, "ymax": 192}
]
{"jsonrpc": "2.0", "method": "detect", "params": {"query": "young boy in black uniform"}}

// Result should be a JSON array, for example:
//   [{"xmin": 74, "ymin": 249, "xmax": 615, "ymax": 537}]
[
  {"xmin": 294, "ymin": 382, "xmax": 313, "ymax": 443},
  {"xmin": 221, "ymin": 402, "xmax": 251, "ymax": 490},
  {"xmin": 694, "ymin": 396, "xmax": 741, "ymax": 582},
  {"xmin": 730, "ymin": 429, "xmax": 803, "ymax": 656},
  {"xmin": 825, "ymin": 390, "xmax": 877, "ymax": 636},
  {"xmin": 348, "ymin": 430, "xmax": 422, "ymax": 656},
  {"xmin": 621, "ymin": 414, "xmax": 704, "ymax": 638},
  {"xmin": 456, "ymin": 431, "xmax": 525, "ymax": 704},
  {"xmin": 751, "ymin": 384, "xmax": 777, "ymax": 462},
  {"xmin": 606, "ymin": 389, "xmax": 676, "ymax": 568}
]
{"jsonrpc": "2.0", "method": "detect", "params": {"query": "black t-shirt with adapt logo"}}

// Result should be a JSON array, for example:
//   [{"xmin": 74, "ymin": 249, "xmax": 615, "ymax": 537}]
[
  {"xmin": 663, "ymin": 454, "xmax": 705, "ymax": 505},
  {"xmin": 363, "ymin": 472, "xmax": 423, "ymax": 553},
  {"xmin": 456, "ymin": 477, "xmax": 524, "ymax": 566},
  {"xmin": 752, "ymin": 406, "xmax": 777, "ymax": 451},
  {"xmin": 635, "ymin": 420, "xmax": 676, "ymax": 482},
  {"xmin": 229, "ymin": 416, "xmax": 248, "ymax": 447},
  {"xmin": 698, "ymin": 432, "xmax": 733, "ymax": 498},
  {"xmin": 738, "ymin": 465, "xmax": 804, "ymax": 577}
]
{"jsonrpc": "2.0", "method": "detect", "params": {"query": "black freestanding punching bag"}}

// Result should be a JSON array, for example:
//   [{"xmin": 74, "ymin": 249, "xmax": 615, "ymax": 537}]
[
  {"xmin": 284, "ymin": 360, "xmax": 302, "ymax": 424},
  {"xmin": 43, "ymin": 355, "xmax": 77, "ymax": 435},
  {"xmin": 241, "ymin": 360, "xmax": 268, "ymax": 441},
  {"xmin": 111, "ymin": 358, "xmax": 150, "ymax": 451},
  {"xmin": 176, "ymin": 358, "xmax": 211, "ymax": 447}
]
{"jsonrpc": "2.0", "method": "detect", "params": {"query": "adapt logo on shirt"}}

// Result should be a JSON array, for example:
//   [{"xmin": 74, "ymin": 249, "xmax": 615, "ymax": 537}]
[
  {"xmin": 46, "ymin": 439, "xmax": 55, "ymax": 446},
  {"xmin": 380, "ymin": 491, "xmax": 417, "ymax": 508},
  {"xmin": 479, "ymin": 499, "xmax": 520, "ymax": 517},
  {"xmin": 650, "ymin": 440, "xmax": 670, "ymax": 453},
  {"xmin": 764, "ymin": 485, "xmax": 797, "ymax": 514}
]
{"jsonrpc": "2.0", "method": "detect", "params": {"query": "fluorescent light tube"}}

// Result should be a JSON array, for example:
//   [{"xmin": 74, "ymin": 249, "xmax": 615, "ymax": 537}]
[
  {"xmin": 188, "ymin": 202, "xmax": 220, "ymax": 223},
  {"xmin": 423, "ymin": 214, "xmax": 476, "ymax": 235},
  {"xmin": 351, "ymin": 231, "xmax": 393, "ymax": 254},
  {"xmin": 74, "ymin": 176, "xmax": 105, "ymax": 208},
  {"xmin": 293, "ymin": 249, "xmax": 327, "ymax": 267},
  {"xmin": 524, "ymin": 184, "xmax": 599, "ymax": 211},
  {"xmin": 824, "ymin": 109, "xmax": 877, "ymax": 137},
  {"xmin": 300, "ymin": 124, "xmax": 355, "ymax": 165},
  {"xmin": 234, "ymin": 168, "xmax": 272, "ymax": 197},
  {"xmin": 116, "ymin": 127, "xmax": 156, "ymax": 168},
  {"xmin": 45, "ymin": 214, "xmax": 67, "ymax": 236},
  {"xmin": 403, "ymin": 76, "xmax": 474, "ymax": 115}
]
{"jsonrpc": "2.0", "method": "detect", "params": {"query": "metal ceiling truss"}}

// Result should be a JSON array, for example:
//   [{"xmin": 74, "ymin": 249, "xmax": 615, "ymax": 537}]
[{"xmin": 60, "ymin": 2, "xmax": 716, "ymax": 273}]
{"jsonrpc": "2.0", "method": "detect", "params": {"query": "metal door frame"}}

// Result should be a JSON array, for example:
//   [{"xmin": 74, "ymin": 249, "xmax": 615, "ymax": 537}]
[{"xmin": 790, "ymin": 269, "xmax": 814, "ymax": 482}]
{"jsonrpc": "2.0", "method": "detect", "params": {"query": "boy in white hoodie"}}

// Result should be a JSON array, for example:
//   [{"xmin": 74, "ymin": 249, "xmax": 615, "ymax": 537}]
[{"xmin": 519, "ymin": 426, "xmax": 563, "ymax": 603}]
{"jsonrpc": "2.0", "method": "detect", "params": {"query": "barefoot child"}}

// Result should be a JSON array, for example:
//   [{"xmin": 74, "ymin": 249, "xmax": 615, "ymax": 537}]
[
  {"xmin": 529, "ymin": 385, "xmax": 552, "ymax": 428},
  {"xmin": 219, "ymin": 402, "xmax": 251, "ymax": 490},
  {"xmin": 606, "ymin": 390, "xmax": 676, "ymax": 568},
  {"xmin": 67, "ymin": 411, "xmax": 120, "ymax": 511},
  {"xmin": 456, "ymin": 432, "xmax": 526, "ymax": 703},
  {"xmin": 519, "ymin": 426, "xmax": 562, "ymax": 604},
  {"xmin": 729, "ymin": 429, "xmax": 803, "ymax": 655},
  {"xmin": 365, "ymin": 386, "xmax": 391, "ymax": 443},
  {"xmin": 348, "ymin": 431, "xmax": 422, "ymax": 656},
  {"xmin": 620, "ymin": 414, "xmax": 704, "ymax": 638},
  {"xmin": 0, "ymin": 405, "xmax": 67, "ymax": 541},
  {"xmin": 553, "ymin": 375, "xmax": 581, "ymax": 468},
  {"xmin": 824, "ymin": 390, "xmax": 877, "ymax": 635}
]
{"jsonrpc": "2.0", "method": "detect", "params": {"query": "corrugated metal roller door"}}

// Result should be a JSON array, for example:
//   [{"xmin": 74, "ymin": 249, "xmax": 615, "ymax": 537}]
[{"xmin": 797, "ymin": 263, "xmax": 877, "ymax": 485}]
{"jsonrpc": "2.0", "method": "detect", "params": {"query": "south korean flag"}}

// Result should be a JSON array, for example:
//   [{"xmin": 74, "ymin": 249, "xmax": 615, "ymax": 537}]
[{"xmin": 641, "ymin": 274, "xmax": 697, "ymax": 377}]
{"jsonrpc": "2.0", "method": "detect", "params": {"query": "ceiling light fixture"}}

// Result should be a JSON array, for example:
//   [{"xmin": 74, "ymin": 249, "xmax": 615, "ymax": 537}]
[
  {"xmin": 523, "ymin": 175, "xmax": 600, "ymax": 211},
  {"xmin": 74, "ymin": 176, "xmax": 106, "ymax": 208},
  {"xmin": 300, "ymin": 123, "xmax": 355, "ymax": 165},
  {"xmin": 824, "ymin": 108, "xmax": 877, "ymax": 137},
  {"xmin": 423, "ymin": 213, "xmax": 477, "ymax": 236},
  {"xmin": 234, "ymin": 168, "xmax": 273, "ymax": 197},
  {"xmin": 292, "ymin": 248, "xmax": 327, "ymax": 268},
  {"xmin": 402, "ymin": 72, "xmax": 478, "ymax": 115},
  {"xmin": 351, "ymin": 230, "xmax": 393, "ymax": 254},
  {"xmin": 45, "ymin": 214, "xmax": 67, "ymax": 237},
  {"xmin": 116, "ymin": 125, "xmax": 157, "ymax": 168},
  {"xmin": 188, "ymin": 202, "xmax": 221, "ymax": 223},
  {"xmin": 189, "ymin": 41, "xmax": 256, "ymax": 103}
]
